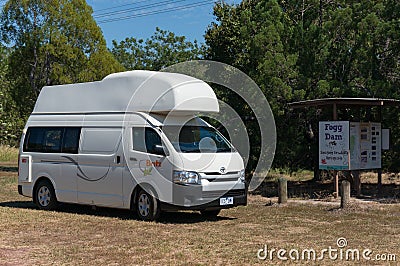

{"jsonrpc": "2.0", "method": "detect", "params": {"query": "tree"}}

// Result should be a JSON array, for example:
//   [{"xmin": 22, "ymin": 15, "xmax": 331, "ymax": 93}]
[
  {"xmin": 0, "ymin": 44, "xmax": 22, "ymax": 145},
  {"xmin": 0, "ymin": 0, "xmax": 123, "ymax": 117},
  {"xmin": 205, "ymin": 0, "xmax": 300, "ymax": 172},
  {"xmin": 112, "ymin": 27, "xmax": 205, "ymax": 71},
  {"xmin": 205, "ymin": 0, "xmax": 400, "ymax": 173}
]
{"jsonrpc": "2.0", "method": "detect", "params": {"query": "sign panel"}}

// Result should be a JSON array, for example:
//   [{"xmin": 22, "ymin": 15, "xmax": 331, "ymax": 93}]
[
  {"xmin": 319, "ymin": 121, "xmax": 350, "ymax": 170},
  {"xmin": 349, "ymin": 122, "xmax": 381, "ymax": 170},
  {"xmin": 319, "ymin": 121, "xmax": 382, "ymax": 170}
]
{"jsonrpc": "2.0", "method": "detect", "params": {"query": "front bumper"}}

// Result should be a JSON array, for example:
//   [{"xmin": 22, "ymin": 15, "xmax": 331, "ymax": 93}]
[{"xmin": 160, "ymin": 186, "xmax": 247, "ymax": 211}]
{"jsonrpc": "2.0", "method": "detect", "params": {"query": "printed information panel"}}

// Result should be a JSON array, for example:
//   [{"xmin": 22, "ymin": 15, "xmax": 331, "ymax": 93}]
[
  {"xmin": 349, "ymin": 122, "xmax": 381, "ymax": 170},
  {"xmin": 319, "ymin": 121, "xmax": 350, "ymax": 170},
  {"xmin": 319, "ymin": 121, "xmax": 382, "ymax": 170}
]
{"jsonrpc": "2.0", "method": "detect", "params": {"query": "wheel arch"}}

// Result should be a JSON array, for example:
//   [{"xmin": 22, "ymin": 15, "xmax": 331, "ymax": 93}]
[
  {"xmin": 130, "ymin": 183, "xmax": 160, "ymax": 210},
  {"xmin": 32, "ymin": 176, "xmax": 57, "ymax": 204}
]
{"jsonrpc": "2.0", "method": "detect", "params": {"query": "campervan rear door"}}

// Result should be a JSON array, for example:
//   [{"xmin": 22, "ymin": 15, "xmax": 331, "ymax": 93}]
[{"xmin": 77, "ymin": 127, "xmax": 124, "ymax": 207}]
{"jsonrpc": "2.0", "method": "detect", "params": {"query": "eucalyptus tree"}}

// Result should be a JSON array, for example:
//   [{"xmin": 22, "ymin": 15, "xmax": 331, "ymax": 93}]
[{"xmin": 0, "ymin": 0, "xmax": 123, "ymax": 116}]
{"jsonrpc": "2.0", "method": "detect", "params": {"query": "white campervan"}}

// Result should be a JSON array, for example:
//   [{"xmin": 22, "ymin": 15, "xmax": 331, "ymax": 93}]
[{"xmin": 18, "ymin": 70, "xmax": 247, "ymax": 220}]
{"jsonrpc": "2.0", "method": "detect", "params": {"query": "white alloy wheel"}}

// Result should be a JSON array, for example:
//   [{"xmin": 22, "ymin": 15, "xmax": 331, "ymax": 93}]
[
  {"xmin": 34, "ymin": 180, "xmax": 58, "ymax": 210},
  {"xmin": 138, "ymin": 193, "xmax": 151, "ymax": 217},
  {"xmin": 38, "ymin": 185, "xmax": 51, "ymax": 207}
]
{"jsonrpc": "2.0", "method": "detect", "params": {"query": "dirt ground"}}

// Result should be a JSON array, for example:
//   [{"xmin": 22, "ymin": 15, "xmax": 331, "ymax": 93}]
[{"xmin": 0, "ymin": 167, "xmax": 398, "ymax": 265}]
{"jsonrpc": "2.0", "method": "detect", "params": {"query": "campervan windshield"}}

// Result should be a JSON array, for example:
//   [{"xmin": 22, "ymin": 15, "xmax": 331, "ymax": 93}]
[{"xmin": 162, "ymin": 125, "xmax": 232, "ymax": 153}]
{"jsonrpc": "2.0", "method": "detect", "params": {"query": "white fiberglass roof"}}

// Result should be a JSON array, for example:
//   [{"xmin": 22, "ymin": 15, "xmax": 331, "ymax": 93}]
[{"xmin": 32, "ymin": 70, "xmax": 219, "ymax": 115}]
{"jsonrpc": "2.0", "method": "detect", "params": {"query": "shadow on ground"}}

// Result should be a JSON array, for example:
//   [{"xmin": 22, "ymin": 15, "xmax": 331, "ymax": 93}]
[
  {"xmin": 0, "ymin": 201, "xmax": 236, "ymax": 223},
  {"xmin": 0, "ymin": 166, "xmax": 18, "ymax": 172}
]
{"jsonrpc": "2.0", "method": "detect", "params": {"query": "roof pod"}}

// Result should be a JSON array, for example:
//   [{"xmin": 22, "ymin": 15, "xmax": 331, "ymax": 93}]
[{"xmin": 32, "ymin": 70, "xmax": 219, "ymax": 115}]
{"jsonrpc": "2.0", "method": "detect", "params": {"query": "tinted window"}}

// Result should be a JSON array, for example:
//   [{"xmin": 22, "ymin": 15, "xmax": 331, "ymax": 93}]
[
  {"xmin": 43, "ymin": 128, "xmax": 62, "ymax": 152},
  {"xmin": 24, "ymin": 127, "xmax": 81, "ymax": 154},
  {"xmin": 132, "ymin": 127, "xmax": 163, "ymax": 155},
  {"xmin": 62, "ymin": 128, "xmax": 81, "ymax": 154},
  {"xmin": 132, "ymin": 128, "xmax": 146, "ymax": 153},
  {"xmin": 24, "ymin": 128, "xmax": 46, "ymax": 152}
]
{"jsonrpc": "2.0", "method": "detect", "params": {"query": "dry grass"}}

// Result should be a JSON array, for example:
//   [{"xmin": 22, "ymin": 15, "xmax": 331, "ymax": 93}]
[
  {"xmin": 0, "ymin": 145, "xmax": 19, "ymax": 163},
  {"xmin": 0, "ymin": 169, "xmax": 399, "ymax": 265},
  {"xmin": 265, "ymin": 169, "xmax": 314, "ymax": 182},
  {"xmin": 361, "ymin": 171, "xmax": 400, "ymax": 185}
]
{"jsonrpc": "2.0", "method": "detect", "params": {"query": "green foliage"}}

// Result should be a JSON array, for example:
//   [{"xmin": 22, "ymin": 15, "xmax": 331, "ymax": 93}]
[
  {"xmin": 205, "ymin": 0, "xmax": 300, "ymax": 172},
  {"xmin": 0, "ymin": 0, "xmax": 124, "ymax": 118},
  {"xmin": 0, "ymin": 44, "xmax": 23, "ymax": 146},
  {"xmin": 112, "ymin": 27, "xmax": 205, "ymax": 71},
  {"xmin": 206, "ymin": 0, "xmax": 400, "ymax": 172},
  {"xmin": 0, "ymin": 0, "xmax": 399, "ymax": 173}
]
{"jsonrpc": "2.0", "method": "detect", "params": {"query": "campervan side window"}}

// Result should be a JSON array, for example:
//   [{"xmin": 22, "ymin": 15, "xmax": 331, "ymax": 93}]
[
  {"xmin": 24, "ymin": 127, "xmax": 81, "ymax": 154},
  {"xmin": 132, "ymin": 127, "xmax": 162, "ymax": 155},
  {"xmin": 80, "ymin": 128, "xmax": 121, "ymax": 154},
  {"xmin": 62, "ymin": 128, "xmax": 81, "ymax": 154}
]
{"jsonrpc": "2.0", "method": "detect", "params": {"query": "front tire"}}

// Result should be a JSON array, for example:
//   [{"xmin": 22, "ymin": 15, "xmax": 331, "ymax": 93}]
[
  {"xmin": 136, "ymin": 189, "xmax": 160, "ymax": 221},
  {"xmin": 34, "ymin": 180, "xmax": 58, "ymax": 210}
]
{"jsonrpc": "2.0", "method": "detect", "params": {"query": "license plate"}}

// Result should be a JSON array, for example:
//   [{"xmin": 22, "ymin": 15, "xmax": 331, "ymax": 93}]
[{"xmin": 220, "ymin": 197, "xmax": 233, "ymax": 206}]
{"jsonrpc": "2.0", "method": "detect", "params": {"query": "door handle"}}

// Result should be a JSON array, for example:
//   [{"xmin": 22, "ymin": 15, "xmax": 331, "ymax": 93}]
[
  {"xmin": 130, "ymin": 157, "xmax": 137, "ymax": 161},
  {"xmin": 116, "ymin": 156, "xmax": 121, "ymax": 164}
]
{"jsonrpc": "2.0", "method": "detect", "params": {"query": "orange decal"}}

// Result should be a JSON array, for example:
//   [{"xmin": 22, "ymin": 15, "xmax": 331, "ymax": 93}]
[{"xmin": 146, "ymin": 160, "xmax": 162, "ymax": 167}]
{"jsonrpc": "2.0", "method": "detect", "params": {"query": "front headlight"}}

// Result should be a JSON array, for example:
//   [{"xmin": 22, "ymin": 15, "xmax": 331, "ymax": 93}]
[
  {"xmin": 240, "ymin": 169, "xmax": 245, "ymax": 183},
  {"xmin": 173, "ymin": 170, "xmax": 201, "ymax": 185}
]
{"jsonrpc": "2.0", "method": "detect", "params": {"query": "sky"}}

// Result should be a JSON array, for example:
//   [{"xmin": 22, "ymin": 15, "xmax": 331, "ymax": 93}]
[{"xmin": 87, "ymin": 0, "xmax": 240, "ymax": 47}]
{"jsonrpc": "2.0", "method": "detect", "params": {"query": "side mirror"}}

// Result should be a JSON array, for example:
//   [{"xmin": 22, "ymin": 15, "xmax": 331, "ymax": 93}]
[{"xmin": 153, "ymin": 144, "xmax": 168, "ymax": 156}]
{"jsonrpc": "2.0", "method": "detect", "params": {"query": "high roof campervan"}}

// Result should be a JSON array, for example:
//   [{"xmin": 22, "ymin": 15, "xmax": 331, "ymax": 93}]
[{"xmin": 18, "ymin": 70, "xmax": 247, "ymax": 221}]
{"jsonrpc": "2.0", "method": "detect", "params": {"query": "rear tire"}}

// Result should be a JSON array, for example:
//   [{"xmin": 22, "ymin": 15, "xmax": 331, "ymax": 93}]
[
  {"xmin": 34, "ymin": 180, "xmax": 58, "ymax": 210},
  {"xmin": 136, "ymin": 189, "xmax": 160, "ymax": 221},
  {"xmin": 200, "ymin": 209, "xmax": 221, "ymax": 218}
]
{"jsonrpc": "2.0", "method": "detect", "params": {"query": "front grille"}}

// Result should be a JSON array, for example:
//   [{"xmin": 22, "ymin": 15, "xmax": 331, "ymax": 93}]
[
  {"xmin": 200, "ymin": 171, "xmax": 240, "ymax": 183},
  {"xmin": 202, "ymin": 171, "xmax": 239, "ymax": 175},
  {"xmin": 202, "ymin": 189, "xmax": 246, "ymax": 199},
  {"xmin": 204, "ymin": 177, "xmax": 239, "ymax": 182}
]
